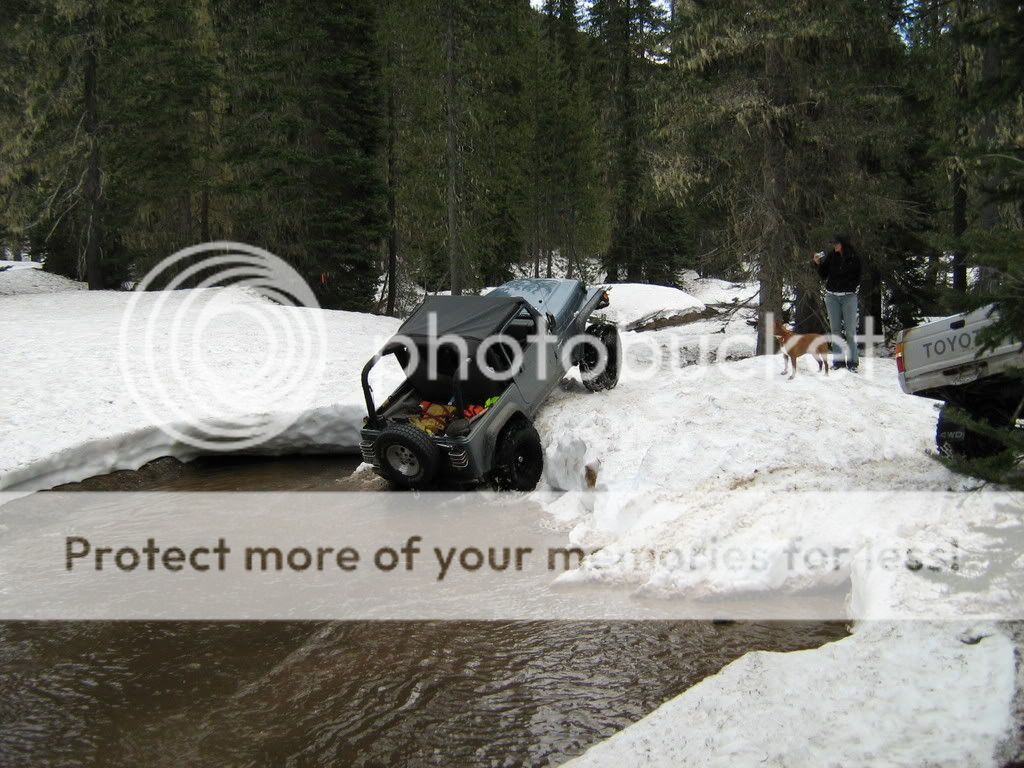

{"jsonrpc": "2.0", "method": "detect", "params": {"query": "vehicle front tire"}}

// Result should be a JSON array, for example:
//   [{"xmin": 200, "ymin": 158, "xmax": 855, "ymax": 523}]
[
  {"xmin": 375, "ymin": 424, "xmax": 441, "ymax": 489},
  {"xmin": 492, "ymin": 418, "xmax": 544, "ymax": 492},
  {"xmin": 580, "ymin": 323, "xmax": 620, "ymax": 391},
  {"xmin": 935, "ymin": 403, "xmax": 1006, "ymax": 459}
]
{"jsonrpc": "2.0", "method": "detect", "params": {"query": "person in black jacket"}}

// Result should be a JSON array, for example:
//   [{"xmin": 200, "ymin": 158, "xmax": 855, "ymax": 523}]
[{"xmin": 813, "ymin": 234, "xmax": 861, "ymax": 370}]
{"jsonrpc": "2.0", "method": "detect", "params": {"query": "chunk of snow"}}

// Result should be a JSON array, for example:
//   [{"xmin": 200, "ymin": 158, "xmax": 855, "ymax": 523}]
[
  {"xmin": 592, "ymin": 283, "xmax": 705, "ymax": 329},
  {"xmin": 679, "ymin": 269, "xmax": 755, "ymax": 306}
]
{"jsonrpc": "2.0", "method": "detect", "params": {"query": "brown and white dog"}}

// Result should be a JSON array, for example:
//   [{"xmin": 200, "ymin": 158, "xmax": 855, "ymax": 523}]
[{"xmin": 773, "ymin": 321, "xmax": 829, "ymax": 379}]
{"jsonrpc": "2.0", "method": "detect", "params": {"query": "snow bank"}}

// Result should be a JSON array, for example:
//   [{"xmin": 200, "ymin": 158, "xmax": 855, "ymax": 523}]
[
  {"xmin": 592, "ymin": 283, "xmax": 705, "ymax": 330},
  {"xmin": 535, "ymin": 331, "xmax": 1019, "ymax": 764},
  {"xmin": 0, "ymin": 261, "xmax": 85, "ymax": 296},
  {"xmin": 538, "ymin": 356, "xmax": 949, "ymax": 500},
  {"xmin": 1, "ymin": 288, "xmax": 400, "ymax": 490},
  {"xmin": 564, "ymin": 622, "xmax": 1015, "ymax": 767}
]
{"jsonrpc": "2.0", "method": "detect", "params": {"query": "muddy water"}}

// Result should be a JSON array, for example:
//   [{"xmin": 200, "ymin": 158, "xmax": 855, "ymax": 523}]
[
  {"xmin": 3, "ymin": 456, "xmax": 847, "ymax": 767},
  {"xmin": 53, "ymin": 454, "xmax": 374, "ymax": 492}
]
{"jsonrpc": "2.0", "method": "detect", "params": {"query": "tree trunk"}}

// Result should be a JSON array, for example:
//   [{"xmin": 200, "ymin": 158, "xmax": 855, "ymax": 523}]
[
  {"xmin": 83, "ymin": 1, "xmax": 103, "ymax": 290},
  {"xmin": 385, "ymin": 50, "xmax": 398, "ymax": 316},
  {"xmin": 667, "ymin": 0, "xmax": 676, "ymax": 66},
  {"xmin": 605, "ymin": 0, "xmax": 637, "ymax": 285},
  {"xmin": 950, "ymin": 0, "xmax": 969, "ymax": 293},
  {"xmin": 792, "ymin": 282, "xmax": 824, "ymax": 334},
  {"xmin": 620, "ymin": 2, "xmax": 640, "ymax": 283},
  {"xmin": 756, "ymin": 39, "xmax": 786, "ymax": 356},
  {"xmin": 951, "ymin": 177, "xmax": 967, "ymax": 292},
  {"xmin": 445, "ymin": 0, "xmax": 461, "ymax": 296},
  {"xmin": 861, "ymin": 259, "xmax": 884, "ymax": 335},
  {"xmin": 183, "ymin": 192, "xmax": 193, "ymax": 244},
  {"xmin": 200, "ymin": 188, "xmax": 210, "ymax": 242},
  {"xmin": 566, "ymin": 207, "xmax": 576, "ymax": 279},
  {"xmin": 976, "ymin": 0, "xmax": 1000, "ymax": 292},
  {"xmin": 200, "ymin": 87, "xmax": 212, "ymax": 243},
  {"xmin": 756, "ymin": 265, "xmax": 784, "ymax": 356}
]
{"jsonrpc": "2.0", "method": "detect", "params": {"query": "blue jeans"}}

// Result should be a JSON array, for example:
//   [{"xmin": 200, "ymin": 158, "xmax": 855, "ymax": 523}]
[{"xmin": 823, "ymin": 291, "xmax": 859, "ymax": 368}]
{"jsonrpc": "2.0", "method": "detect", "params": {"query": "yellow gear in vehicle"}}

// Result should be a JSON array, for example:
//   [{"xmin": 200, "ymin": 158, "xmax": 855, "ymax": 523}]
[{"xmin": 410, "ymin": 402, "xmax": 456, "ymax": 434}]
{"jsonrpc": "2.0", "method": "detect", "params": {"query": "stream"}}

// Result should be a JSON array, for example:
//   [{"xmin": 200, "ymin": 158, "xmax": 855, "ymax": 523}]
[{"xmin": 0, "ymin": 455, "xmax": 847, "ymax": 767}]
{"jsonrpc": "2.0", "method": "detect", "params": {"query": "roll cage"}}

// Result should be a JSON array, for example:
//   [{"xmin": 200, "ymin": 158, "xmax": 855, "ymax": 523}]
[{"xmin": 361, "ymin": 296, "xmax": 543, "ymax": 429}]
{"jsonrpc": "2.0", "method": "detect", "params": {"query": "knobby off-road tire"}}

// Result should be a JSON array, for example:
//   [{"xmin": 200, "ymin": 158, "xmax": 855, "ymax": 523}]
[
  {"xmin": 375, "ymin": 423, "xmax": 441, "ymax": 489},
  {"xmin": 491, "ymin": 418, "xmax": 544, "ymax": 492},
  {"xmin": 935, "ymin": 403, "xmax": 1007, "ymax": 460},
  {"xmin": 580, "ymin": 323, "xmax": 621, "ymax": 392}
]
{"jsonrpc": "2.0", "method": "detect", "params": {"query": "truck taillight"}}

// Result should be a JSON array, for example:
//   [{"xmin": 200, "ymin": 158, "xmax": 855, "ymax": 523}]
[{"xmin": 895, "ymin": 342, "xmax": 905, "ymax": 373}]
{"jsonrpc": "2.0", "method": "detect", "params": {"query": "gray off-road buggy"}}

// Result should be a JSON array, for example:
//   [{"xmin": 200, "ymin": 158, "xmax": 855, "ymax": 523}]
[{"xmin": 359, "ymin": 278, "xmax": 620, "ymax": 490}]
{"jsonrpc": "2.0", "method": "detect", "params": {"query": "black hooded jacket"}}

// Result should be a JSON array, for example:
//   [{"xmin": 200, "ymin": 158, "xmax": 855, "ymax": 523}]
[{"xmin": 815, "ymin": 246, "xmax": 861, "ymax": 293}]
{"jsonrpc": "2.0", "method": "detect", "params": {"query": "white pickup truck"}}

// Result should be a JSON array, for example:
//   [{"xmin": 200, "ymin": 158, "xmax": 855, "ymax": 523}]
[{"xmin": 897, "ymin": 305, "xmax": 1023, "ymax": 457}]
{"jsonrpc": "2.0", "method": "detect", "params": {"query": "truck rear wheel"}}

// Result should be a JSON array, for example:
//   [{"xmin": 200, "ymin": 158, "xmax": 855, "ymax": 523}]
[
  {"xmin": 580, "ymin": 324, "xmax": 620, "ymax": 392},
  {"xmin": 935, "ymin": 404, "xmax": 1006, "ymax": 459},
  {"xmin": 375, "ymin": 424, "xmax": 441, "ymax": 489},
  {"xmin": 492, "ymin": 418, "xmax": 544, "ymax": 491}
]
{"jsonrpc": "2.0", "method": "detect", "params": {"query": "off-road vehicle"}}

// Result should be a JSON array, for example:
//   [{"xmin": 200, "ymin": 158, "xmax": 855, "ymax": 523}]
[
  {"xmin": 359, "ymin": 278, "xmax": 620, "ymax": 489},
  {"xmin": 897, "ymin": 305, "xmax": 1023, "ymax": 457}
]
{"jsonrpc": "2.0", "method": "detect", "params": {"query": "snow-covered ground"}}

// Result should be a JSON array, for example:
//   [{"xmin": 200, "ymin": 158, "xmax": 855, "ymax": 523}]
[
  {"xmin": 564, "ymin": 621, "xmax": 1015, "ymax": 767},
  {"xmin": 538, "ymin": 277, "xmax": 1020, "ymax": 766},
  {"xmin": 1, "ymin": 285, "xmax": 400, "ymax": 490},
  {"xmin": 2, "ymin": 268, "xmax": 1019, "ymax": 764},
  {"xmin": 540, "ymin": 355, "xmax": 949, "ymax": 501},
  {"xmin": 0, "ymin": 260, "xmax": 85, "ymax": 296},
  {"xmin": 536, "ymin": 340, "xmax": 1018, "ymax": 765}
]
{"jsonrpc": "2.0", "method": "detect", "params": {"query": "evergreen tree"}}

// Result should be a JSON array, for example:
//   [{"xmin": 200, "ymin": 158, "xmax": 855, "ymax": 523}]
[
  {"xmin": 662, "ymin": 0, "xmax": 911, "ymax": 351},
  {"xmin": 0, "ymin": 0, "xmax": 128, "ymax": 286},
  {"xmin": 377, "ymin": 0, "xmax": 536, "ymax": 296},
  {"xmin": 535, "ymin": 0, "xmax": 609, "ymax": 281},
  {"xmin": 957, "ymin": 0, "xmax": 1023, "ymax": 341},
  {"xmin": 215, "ymin": 0, "xmax": 386, "ymax": 310},
  {"xmin": 104, "ymin": 0, "xmax": 223, "ymax": 283},
  {"xmin": 588, "ymin": 0, "xmax": 666, "ymax": 282}
]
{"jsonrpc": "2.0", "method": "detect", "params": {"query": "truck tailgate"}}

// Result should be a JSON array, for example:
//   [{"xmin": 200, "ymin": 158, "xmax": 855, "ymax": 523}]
[{"xmin": 898, "ymin": 306, "xmax": 1023, "ymax": 394}]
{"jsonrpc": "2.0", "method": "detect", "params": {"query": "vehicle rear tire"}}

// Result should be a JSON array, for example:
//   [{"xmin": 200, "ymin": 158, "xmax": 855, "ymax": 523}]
[
  {"xmin": 935, "ymin": 403, "xmax": 1006, "ymax": 459},
  {"xmin": 375, "ymin": 424, "xmax": 441, "ymax": 489},
  {"xmin": 580, "ymin": 323, "xmax": 620, "ymax": 392},
  {"xmin": 492, "ymin": 418, "xmax": 544, "ymax": 491}
]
